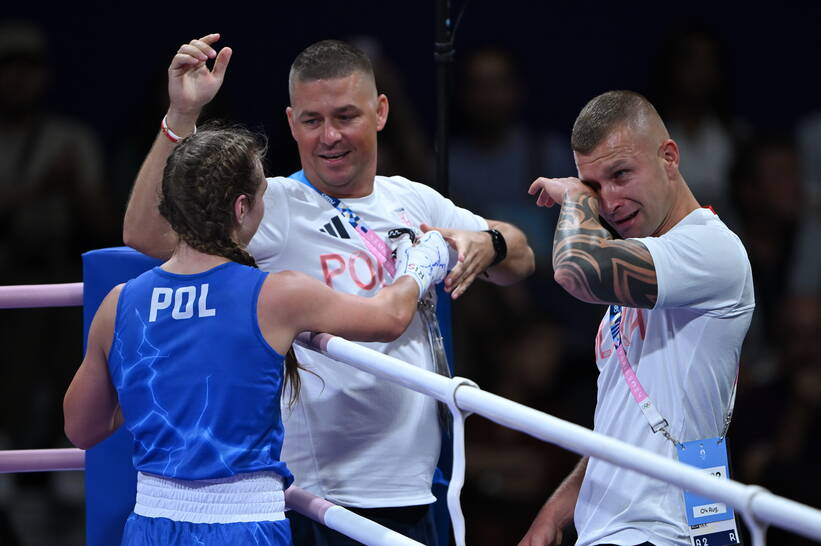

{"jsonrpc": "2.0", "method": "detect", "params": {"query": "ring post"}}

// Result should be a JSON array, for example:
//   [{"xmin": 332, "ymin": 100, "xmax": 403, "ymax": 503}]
[{"xmin": 82, "ymin": 247, "xmax": 160, "ymax": 546}]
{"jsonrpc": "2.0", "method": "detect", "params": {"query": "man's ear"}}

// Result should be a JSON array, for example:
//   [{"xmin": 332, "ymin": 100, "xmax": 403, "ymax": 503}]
[
  {"xmin": 660, "ymin": 138, "xmax": 680, "ymax": 176},
  {"xmin": 286, "ymin": 107, "xmax": 297, "ymax": 140},
  {"xmin": 375, "ymin": 94, "xmax": 389, "ymax": 132}
]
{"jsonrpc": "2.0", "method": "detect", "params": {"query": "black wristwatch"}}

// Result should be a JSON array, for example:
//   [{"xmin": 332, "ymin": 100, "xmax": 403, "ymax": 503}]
[{"xmin": 484, "ymin": 228, "xmax": 507, "ymax": 267}]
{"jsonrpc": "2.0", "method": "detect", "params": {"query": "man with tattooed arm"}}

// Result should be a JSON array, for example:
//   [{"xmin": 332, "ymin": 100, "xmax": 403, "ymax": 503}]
[{"xmin": 519, "ymin": 91, "xmax": 754, "ymax": 546}]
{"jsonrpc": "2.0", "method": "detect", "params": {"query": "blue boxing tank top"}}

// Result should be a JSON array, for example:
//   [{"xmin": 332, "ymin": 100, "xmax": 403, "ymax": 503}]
[{"xmin": 108, "ymin": 261, "xmax": 293, "ymax": 486}]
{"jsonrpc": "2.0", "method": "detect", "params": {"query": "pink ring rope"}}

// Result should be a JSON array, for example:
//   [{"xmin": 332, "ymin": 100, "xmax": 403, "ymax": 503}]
[
  {"xmin": 0, "ymin": 282, "xmax": 83, "ymax": 309},
  {"xmin": 0, "ymin": 448, "xmax": 85, "ymax": 473},
  {"xmin": 283, "ymin": 484, "xmax": 335, "ymax": 523},
  {"xmin": 0, "ymin": 447, "xmax": 339, "ymax": 525}
]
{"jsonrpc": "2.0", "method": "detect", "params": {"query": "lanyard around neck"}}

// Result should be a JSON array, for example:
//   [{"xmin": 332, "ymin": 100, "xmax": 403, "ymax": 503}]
[
  {"xmin": 291, "ymin": 171, "xmax": 396, "ymax": 276},
  {"xmin": 609, "ymin": 304, "xmax": 678, "ymax": 445},
  {"xmin": 609, "ymin": 304, "xmax": 737, "ymax": 444}
]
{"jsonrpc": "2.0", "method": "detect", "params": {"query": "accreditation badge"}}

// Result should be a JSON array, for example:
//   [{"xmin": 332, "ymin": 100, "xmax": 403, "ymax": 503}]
[{"xmin": 676, "ymin": 437, "xmax": 741, "ymax": 545}]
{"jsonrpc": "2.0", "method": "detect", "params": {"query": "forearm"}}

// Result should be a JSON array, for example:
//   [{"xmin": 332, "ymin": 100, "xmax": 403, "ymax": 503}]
[
  {"xmin": 484, "ymin": 220, "xmax": 535, "ymax": 285},
  {"xmin": 540, "ymin": 456, "xmax": 588, "ymax": 528},
  {"xmin": 63, "ymin": 364, "xmax": 120, "ymax": 450},
  {"xmin": 122, "ymin": 110, "xmax": 198, "ymax": 258},
  {"xmin": 552, "ymin": 193, "xmax": 657, "ymax": 307},
  {"xmin": 369, "ymin": 276, "xmax": 420, "ymax": 340}
]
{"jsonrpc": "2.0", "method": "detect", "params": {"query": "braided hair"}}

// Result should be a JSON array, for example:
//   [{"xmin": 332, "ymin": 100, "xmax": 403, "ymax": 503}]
[
  {"xmin": 159, "ymin": 123, "xmax": 264, "ymax": 266},
  {"xmin": 159, "ymin": 122, "xmax": 306, "ymax": 403}
]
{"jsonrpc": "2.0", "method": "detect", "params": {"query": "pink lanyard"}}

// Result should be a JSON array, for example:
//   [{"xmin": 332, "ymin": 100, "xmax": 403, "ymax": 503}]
[
  {"xmin": 294, "ymin": 171, "xmax": 396, "ymax": 276},
  {"xmin": 609, "ymin": 304, "xmax": 738, "ymax": 444},
  {"xmin": 609, "ymin": 305, "xmax": 678, "ymax": 444},
  {"xmin": 293, "ymin": 172, "xmax": 453, "ymax": 429}
]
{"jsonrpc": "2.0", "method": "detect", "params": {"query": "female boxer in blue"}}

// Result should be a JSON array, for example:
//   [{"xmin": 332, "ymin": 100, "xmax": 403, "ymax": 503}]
[{"xmin": 63, "ymin": 125, "xmax": 448, "ymax": 545}]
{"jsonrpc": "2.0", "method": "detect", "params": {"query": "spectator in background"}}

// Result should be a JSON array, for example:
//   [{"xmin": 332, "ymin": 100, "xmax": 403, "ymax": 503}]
[
  {"xmin": 647, "ymin": 20, "xmax": 748, "ymax": 225},
  {"xmin": 0, "ymin": 21, "xmax": 113, "ymax": 284},
  {"xmin": 449, "ymin": 43, "xmax": 574, "ymax": 263},
  {"xmin": 446, "ymin": 43, "xmax": 597, "ymax": 380},
  {"xmin": 797, "ymin": 110, "xmax": 821, "ymax": 207},
  {"xmin": 463, "ymin": 313, "xmax": 594, "ymax": 545},
  {"xmin": 0, "ymin": 20, "xmax": 111, "ymax": 545},
  {"xmin": 792, "ymin": 112, "xmax": 821, "ymax": 298},
  {"xmin": 732, "ymin": 295, "xmax": 821, "ymax": 546},
  {"xmin": 352, "ymin": 36, "xmax": 432, "ymax": 184},
  {"xmin": 729, "ymin": 132, "xmax": 807, "ymax": 386},
  {"xmin": 0, "ymin": 19, "xmax": 112, "ymax": 448}
]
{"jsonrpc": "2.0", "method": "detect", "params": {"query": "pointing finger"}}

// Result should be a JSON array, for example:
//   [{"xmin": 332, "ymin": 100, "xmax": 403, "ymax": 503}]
[{"xmin": 198, "ymin": 33, "xmax": 221, "ymax": 44}]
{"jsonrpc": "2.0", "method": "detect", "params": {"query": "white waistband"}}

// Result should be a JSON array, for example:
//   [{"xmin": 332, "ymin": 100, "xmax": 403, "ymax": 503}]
[{"xmin": 134, "ymin": 471, "xmax": 286, "ymax": 524}]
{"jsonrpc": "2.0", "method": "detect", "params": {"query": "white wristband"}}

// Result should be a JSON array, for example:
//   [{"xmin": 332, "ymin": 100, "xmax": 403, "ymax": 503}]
[{"xmin": 161, "ymin": 114, "xmax": 196, "ymax": 143}]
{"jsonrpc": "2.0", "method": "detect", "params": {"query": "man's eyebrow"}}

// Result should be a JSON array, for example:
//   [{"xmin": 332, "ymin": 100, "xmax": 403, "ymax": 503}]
[
  {"xmin": 605, "ymin": 158, "xmax": 631, "ymax": 174},
  {"xmin": 607, "ymin": 159, "xmax": 631, "ymax": 172},
  {"xmin": 297, "ymin": 105, "xmax": 361, "ymax": 118},
  {"xmin": 333, "ymin": 104, "xmax": 361, "ymax": 114}
]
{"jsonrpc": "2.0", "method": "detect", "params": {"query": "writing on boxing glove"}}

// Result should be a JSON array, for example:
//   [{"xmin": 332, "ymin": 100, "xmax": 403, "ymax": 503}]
[{"xmin": 393, "ymin": 230, "xmax": 449, "ymax": 298}]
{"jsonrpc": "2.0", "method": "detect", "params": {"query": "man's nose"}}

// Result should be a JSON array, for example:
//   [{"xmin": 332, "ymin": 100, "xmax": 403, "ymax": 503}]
[
  {"xmin": 598, "ymin": 185, "xmax": 621, "ymax": 216},
  {"xmin": 320, "ymin": 122, "xmax": 342, "ymax": 145}
]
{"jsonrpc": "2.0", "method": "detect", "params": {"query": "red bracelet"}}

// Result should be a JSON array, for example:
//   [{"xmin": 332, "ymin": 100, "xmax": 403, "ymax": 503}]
[{"xmin": 160, "ymin": 115, "xmax": 195, "ymax": 143}]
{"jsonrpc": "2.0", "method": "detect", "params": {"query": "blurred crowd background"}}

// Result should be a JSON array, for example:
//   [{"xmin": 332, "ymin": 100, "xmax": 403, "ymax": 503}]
[{"xmin": 0, "ymin": 3, "xmax": 819, "ymax": 545}]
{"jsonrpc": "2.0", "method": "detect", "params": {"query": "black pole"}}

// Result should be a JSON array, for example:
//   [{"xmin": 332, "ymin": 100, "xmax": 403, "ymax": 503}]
[{"xmin": 434, "ymin": 0, "xmax": 453, "ymax": 198}]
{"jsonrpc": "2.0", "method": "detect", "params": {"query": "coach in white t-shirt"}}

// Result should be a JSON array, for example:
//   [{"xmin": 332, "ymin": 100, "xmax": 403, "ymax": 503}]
[
  {"xmin": 519, "ymin": 91, "xmax": 754, "ymax": 546},
  {"xmin": 123, "ymin": 35, "xmax": 535, "ymax": 545}
]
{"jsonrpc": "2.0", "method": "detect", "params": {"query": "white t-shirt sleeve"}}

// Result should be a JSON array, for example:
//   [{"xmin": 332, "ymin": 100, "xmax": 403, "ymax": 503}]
[
  {"xmin": 636, "ymin": 223, "xmax": 751, "ymax": 314},
  {"xmin": 248, "ymin": 177, "xmax": 291, "ymax": 271},
  {"xmin": 402, "ymin": 177, "xmax": 489, "ymax": 231}
]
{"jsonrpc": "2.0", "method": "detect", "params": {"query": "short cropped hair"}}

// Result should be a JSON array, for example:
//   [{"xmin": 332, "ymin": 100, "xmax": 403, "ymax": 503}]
[
  {"xmin": 571, "ymin": 90, "xmax": 661, "ymax": 154},
  {"xmin": 288, "ymin": 40, "xmax": 374, "ymax": 98}
]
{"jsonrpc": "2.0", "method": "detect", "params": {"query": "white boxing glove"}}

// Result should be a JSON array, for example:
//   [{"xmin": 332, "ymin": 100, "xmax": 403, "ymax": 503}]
[{"xmin": 393, "ymin": 230, "xmax": 449, "ymax": 298}]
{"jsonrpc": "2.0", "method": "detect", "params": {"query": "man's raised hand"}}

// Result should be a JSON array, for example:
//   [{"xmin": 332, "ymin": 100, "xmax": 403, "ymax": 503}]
[{"xmin": 167, "ymin": 33, "xmax": 232, "ymax": 131}]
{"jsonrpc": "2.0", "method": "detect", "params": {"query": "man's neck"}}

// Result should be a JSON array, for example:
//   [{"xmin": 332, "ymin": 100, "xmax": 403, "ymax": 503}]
[
  {"xmin": 299, "ymin": 170, "xmax": 375, "ymax": 199},
  {"xmin": 655, "ymin": 179, "xmax": 700, "ymax": 236}
]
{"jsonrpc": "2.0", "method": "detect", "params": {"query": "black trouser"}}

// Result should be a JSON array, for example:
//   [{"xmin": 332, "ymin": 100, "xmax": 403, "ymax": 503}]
[{"xmin": 287, "ymin": 504, "xmax": 438, "ymax": 545}]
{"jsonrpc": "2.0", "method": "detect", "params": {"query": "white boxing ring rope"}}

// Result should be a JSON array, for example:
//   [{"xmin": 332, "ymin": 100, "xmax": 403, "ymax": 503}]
[
  {"xmin": 296, "ymin": 333, "xmax": 821, "ymax": 546},
  {"xmin": 3, "ymin": 283, "xmax": 821, "ymax": 545}
]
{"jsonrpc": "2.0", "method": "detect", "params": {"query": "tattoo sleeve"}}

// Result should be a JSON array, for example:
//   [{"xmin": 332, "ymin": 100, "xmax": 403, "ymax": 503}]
[{"xmin": 552, "ymin": 194, "xmax": 658, "ymax": 308}]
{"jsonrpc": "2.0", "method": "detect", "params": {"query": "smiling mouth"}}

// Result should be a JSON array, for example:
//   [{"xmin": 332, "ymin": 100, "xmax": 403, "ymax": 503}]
[{"xmin": 319, "ymin": 151, "xmax": 350, "ymax": 161}]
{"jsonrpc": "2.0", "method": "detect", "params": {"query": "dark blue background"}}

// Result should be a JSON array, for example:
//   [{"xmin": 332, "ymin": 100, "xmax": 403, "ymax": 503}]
[{"xmin": 5, "ymin": 2, "xmax": 821, "ymax": 145}]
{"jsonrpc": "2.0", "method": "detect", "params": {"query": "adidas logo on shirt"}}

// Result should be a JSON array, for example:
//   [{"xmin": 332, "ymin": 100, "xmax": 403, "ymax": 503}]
[{"xmin": 319, "ymin": 216, "xmax": 351, "ymax": 239}]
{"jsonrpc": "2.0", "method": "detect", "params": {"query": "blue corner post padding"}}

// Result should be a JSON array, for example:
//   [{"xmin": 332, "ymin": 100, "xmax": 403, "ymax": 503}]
[
  {"xmin": 82, "ymin": 247, "xmax": 160, "ymax": 546},
  {"xmin": 81, "ymin": 247, "xmax": 454, "ymax": 545}
]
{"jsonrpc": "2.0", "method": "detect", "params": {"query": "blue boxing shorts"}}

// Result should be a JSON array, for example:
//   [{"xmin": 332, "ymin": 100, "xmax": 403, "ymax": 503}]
[{"xmin": 122, "ymin": 513, "xmax": 292, "ymax": 545}]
